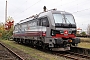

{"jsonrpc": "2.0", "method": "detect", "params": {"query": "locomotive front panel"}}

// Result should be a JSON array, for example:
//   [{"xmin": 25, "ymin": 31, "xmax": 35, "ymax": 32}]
[{"xmin": 44, "ymin": 11, "xmax": 80, "ymax": 51}]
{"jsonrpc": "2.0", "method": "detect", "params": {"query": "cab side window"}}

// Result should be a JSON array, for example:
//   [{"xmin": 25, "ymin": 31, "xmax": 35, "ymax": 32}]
[{"xmin": 38, "ymin": 17, "xmax": 49, "ymax": 27}]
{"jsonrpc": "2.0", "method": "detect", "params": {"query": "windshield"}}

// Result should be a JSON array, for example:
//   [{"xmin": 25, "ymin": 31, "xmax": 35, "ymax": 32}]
[
  {"xmin": 53, "ymin": 14, "xmax": 65, "ymax": 23},
  {"xmin": 65, "ymin": 14, "xmax": 75, "ymax": 24},
  {"xmin": 53, "ymin": 14, "xmax": 75, "ymax": 24}
]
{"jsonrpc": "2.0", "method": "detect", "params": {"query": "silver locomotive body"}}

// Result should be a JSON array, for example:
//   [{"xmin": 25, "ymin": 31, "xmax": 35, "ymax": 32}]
[{"xmin": 13, "ymin": 9, "xmax": 80, "ymax": 51}]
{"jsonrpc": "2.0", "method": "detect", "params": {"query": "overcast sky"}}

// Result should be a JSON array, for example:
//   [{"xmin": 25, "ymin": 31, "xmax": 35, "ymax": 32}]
[{"xmin": 0, "ymin": 0, "xmax": 90, "ymax": 31}]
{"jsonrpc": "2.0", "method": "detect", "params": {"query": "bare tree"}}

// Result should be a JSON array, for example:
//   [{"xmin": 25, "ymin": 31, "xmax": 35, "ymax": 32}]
[{"xmin": 87, "ymin": 24, "xmax": 90, "ymax": 35}]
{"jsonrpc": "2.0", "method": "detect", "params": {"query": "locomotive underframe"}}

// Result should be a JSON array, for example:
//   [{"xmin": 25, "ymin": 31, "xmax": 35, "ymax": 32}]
[{"xmin": 13, "ymin": 35, "xmax": 80, "ymax": 51}]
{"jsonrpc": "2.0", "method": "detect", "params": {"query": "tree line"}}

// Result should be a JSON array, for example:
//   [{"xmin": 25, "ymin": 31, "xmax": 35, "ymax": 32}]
[{"xmin": 0, "ymin": 17, "xmax": 14, "ymax": 39}]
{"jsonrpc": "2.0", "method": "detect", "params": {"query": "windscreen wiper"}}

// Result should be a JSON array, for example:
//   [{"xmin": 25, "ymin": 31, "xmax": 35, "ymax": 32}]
[{"xmin": 65, "ymin": 18, "xmax": 72, "ymax": 27}]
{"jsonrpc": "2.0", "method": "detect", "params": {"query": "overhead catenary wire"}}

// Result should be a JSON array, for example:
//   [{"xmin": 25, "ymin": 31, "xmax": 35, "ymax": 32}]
[
  {"xmin": 11, "ymin": 0, "xmax": 28, "ymax": 14},
  {"xmin": 4, "ymin": 0, "xmax": 28, "ymax": 23},
  {"xmin": 56, "ymin": 0, "xmax": 89, "ymax": 12},
  {"xmin": 11, "ymin": 0, "xmax": 90, "ymax": 23},
  {"xmin": 13, "ymin": 0, "xmax": 41, "ymax": 18},
  {"xmin": 72, "ymin": 7, "xmax": 90, "ymax": 14},
  {"xmin": 13, "ymin": 0, "xmax": 89, "ymax": 19},
  {"xmin": 7, "ymin": 0, "xmax": 28, "ymax": 16},
  {"xmin": 13, "ymin": 0, "xmax": 77, "ymax": 19},
  {"xmin": 56, "ymin": 0, "xmax": 76, "ymax": 7}
]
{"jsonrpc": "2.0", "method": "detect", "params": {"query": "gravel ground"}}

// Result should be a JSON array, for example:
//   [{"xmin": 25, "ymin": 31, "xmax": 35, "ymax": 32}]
[
  {"xmin": 0, "ymin": 43, "xmax": 19, "ymax": 60},
  {"xmin": 0, "ymin": 40, "xmax": 72, "ymax": 60}
]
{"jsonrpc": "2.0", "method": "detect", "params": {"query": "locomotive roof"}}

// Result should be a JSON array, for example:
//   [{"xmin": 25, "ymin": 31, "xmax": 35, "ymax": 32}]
[
  {"xmin": 15, "ymin": 9, "xmax": 72, "ymax": 26},
  {"xmin": 41, "ymin": 10, "xmax": 71, "ymax": 15},
  {"xmin": 38, "ymin": 10, "xmax": 72, "ymax": 18}
]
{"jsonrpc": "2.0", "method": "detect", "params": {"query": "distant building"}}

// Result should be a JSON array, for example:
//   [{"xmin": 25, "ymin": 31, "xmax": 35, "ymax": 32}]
[{"xmin": 77, "ymin": 28, "xmax": 82, "ymax": 34}]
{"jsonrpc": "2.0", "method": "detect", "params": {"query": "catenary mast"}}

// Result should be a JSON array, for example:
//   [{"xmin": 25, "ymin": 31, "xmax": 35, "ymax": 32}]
[{"xmin": 5, "ymin": 0, "xmax": 7, "ymax": 23}]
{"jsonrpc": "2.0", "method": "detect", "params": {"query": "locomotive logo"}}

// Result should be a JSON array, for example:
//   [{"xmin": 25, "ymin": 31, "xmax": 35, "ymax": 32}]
[
  {"xmin": 64, "ymin": 30, "xmax": 68, "ymax": 34},
  {"xmin": 64, "ymin": 30, "xmax": 68, "ymax": 36}
]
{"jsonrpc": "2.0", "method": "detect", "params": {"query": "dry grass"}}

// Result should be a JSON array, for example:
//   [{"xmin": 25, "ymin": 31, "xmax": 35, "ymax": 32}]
[
  {"xmin": 77, "ymin": 38, "xmax": 90, "ymax": 49},
  {"xmin": 78, "ymin": 42, "xmax": 90, "ymax": 49},
  {"xmin": 0, "ymin": 40, "xmax": 71, "ymax": 60},
  {"xmin": 80, "ymin": 38, "xmax": 90, "ymax": 42}
]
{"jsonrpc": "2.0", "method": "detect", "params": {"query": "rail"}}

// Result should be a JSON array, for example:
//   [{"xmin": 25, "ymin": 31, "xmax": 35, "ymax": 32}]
[{"xmin": 0, "ymin": 42, "xmax": 24, "ymax": 60}]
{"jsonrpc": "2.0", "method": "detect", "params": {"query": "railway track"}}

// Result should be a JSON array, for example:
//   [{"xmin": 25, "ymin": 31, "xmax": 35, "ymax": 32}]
[
  {"xmin": 18, "ymin": 42, "xmax": 90, "ymax": 60},
  {"xmin": 0, "ymin": 42, "xmax": 24, "ymax": 60},
  {"xmin": 6, "ymin": 40, "xmax": 90, "ymax": 60},
  {"xmin": 30, "ymin": 45, "xmax": 90, "ymax": 60},
  {"xmin": 52, "ymin": 47, "xmax": 90, "ymax": 60},
  {"xmin": 52, "ymin": 51, "xmax": 90, "ymax": 60}
]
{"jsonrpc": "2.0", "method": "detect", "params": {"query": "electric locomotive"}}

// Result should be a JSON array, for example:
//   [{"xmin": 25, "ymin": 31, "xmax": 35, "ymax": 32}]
[{"xmin": 13, "ymin": 7, "xmax": 80, "ymax": 51}]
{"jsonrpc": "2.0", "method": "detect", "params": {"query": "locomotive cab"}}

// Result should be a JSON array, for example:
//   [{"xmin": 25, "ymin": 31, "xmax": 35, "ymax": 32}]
[{"xmin": 41, "ymin": 10, "xmax": 80, "ymax": 51}]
